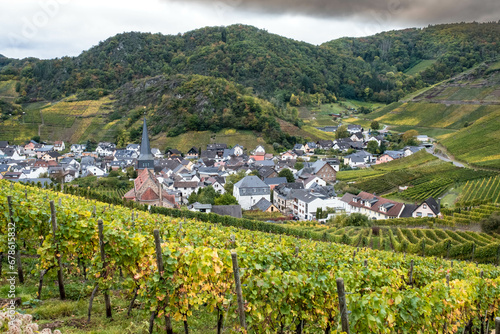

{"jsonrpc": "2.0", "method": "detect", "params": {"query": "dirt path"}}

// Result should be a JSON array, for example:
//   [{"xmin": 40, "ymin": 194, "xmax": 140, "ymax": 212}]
[{"xmin": 38, "ymin": 110, "xmax": 44, "ymax": 136}]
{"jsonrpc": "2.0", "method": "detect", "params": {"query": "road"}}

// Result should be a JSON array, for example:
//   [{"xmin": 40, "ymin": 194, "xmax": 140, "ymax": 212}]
[{"xmin": 425, "ymin": 145, "xmax": 465, "ymax": 168}]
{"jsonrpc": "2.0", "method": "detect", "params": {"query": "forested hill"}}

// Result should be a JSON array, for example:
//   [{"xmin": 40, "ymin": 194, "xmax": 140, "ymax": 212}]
[
  {"xmin": 1, "ymin": 22, "xmax": 499, "ymax": 104},
  {"xmin": 112, "ymin": 74, "xmax": 299, "ymax": 146}
]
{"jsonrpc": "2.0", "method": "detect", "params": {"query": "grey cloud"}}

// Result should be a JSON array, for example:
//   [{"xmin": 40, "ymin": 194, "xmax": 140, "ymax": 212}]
[{"xmin": 165, "ymin": 0, "xmax": 500, "ymax": 24}]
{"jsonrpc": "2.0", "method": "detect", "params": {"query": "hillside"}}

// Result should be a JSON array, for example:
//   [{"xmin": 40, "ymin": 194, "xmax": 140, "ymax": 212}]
[
  {"xmin": 2, "ymin": 22, "xmax": 499, "ymax": 105},
  {"xmin": 363, "ymin": 61, "xmax": 500, "ymax": 168}
]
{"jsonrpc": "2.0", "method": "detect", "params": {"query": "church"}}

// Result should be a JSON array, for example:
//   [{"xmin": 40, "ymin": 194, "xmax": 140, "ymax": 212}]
[{"xmin": 123, "ymin": 118, "xmax": 176, "ymax": 208}]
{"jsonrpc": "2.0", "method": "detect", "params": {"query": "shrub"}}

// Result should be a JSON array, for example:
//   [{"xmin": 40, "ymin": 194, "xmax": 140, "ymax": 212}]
[{"xmin": 481, "ymin": 212, "xmax": 500, "ymax": 234}]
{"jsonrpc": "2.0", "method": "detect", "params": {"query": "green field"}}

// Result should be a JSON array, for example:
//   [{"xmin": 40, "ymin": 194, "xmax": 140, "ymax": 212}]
[
  {"xmin": 0, "ymin": 80, "xmax": 19, "ymax": 102},
  {"xmin": 440, "ymin": 110, "xmax": 500, "ymax": 169},
  {"xmin": 459, "ymin": 176, "xmax": 500, "ymax": 203},
  {"xmin": 404, "ymin": 59, "xmax": 437, "ymax": 76}
]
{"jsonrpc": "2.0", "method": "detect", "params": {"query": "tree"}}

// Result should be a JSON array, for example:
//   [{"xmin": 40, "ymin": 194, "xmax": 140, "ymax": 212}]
[
  {"xmin": 402, "ymin": 130, "xmax": 418, "ymax": 143},
  {"xmin": 278, "ymin": 168, "xmax": 295, "ymax": 183},
  {"xmin": 335, "ymin": 125, "xmax": 349, "ymax": 139},
  {"xmin": 224, "ymin": 170, "xmax": 247, "ymax": 194},
  {"xmin": 214, "ymin": 193, "xmax": 238, "ymax": 205},
  {"xmin": 294, "ymin": 161, "xmax": 304, "ymax": 170},
  {"xmin": 366, "ymin": 140, "xmax": 380, "ymax": 154},
  {"xmin": 370, "ymin": 121, "xmax": 380, "ymax": 130},
  {"xmin": 126, "ymin": 166, "xmax": 137, "ymax": 179}
]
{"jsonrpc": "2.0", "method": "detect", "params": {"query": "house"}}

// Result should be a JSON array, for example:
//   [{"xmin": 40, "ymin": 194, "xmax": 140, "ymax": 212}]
[
  {"xmin": 317, "ymin": 140, "xmax": 333, "ymax": 150},
  {"xmin": 292, "ymin": 189, "xmax": 341, "ymax": 221},
  {"xmin": 70, "ymin": 144, "xmax": 86, "ymax": 154},
  {"xmin": 416, "ymin": 135, "xmax": 429, "ymax": 143},
  {"xmin": 123, "ymin": 168, "xmax": 176, "ymax": 208},
  {"xmin": 293, "ymin": 144, "xmax": 305, "ymax": 152},
  {"xmin": 96, "ymin": 142, "xmax": 116, "ymax": 157},
  {"xmin": 300, "ymin": 175, "xmax": 327, "ymax": 189},
  {"xmin": 0, "ymin": 141, "xmax": 9, "ymax": 150},
  {"xmin": 376, "ymin": 150, "xmax": 404, "ymax": 164},
  {"xmin": 126, "ymin": 144, "xmax": 140, "ymax": 153},
  {"xmin": 84, "ymin": 166, "xmax": 106, "ymax": 176},
  {"xmin": 273, "ymin": 183, "xmax": 304, "ymax": 213},
  {"xmin": 251, "ymin": 198, "xmax": 279, "ymax": 213},
  {"xmin": 151, "ymin": 148, "xmax": 164, "ymax": 159},
  {"xmin": 412, "ymin": 197, "xmax": 441, "ymax": 218},
  {"xmin": 263, "ymin": 177, "xmax": 287, "ymax": 190},
  {"xmin": 304, "ymin": 142, "xmax": 317, "ymax": 153},
  {"xmin": 281, "ymin": 151, "xmax": 298, "ymax": 161},
  {"xmin": 349, "ymin": 132, "xmax": 364, "ymax": 142},
  {"xmin": 252, "ymin": 145, "xmax": 266, "ymax": 155},
  {"xmin": 186, "ymin": 147, "xmax": 199, "ymax": 159},
  {"xmin": 347, "ymin": 124, "xmax": 363, "ymax": 134},
  {"xmin": 325, "ymin": 158, "xmax": 340, "ymax": 172},
  {"xmin": 2, "ymin": 148, "xmax": 26, "ymax": 160},
  {"xmin": 42, "ymin": 151, "xmax": 61, "ymax": 162},
  {"xmin": 24, "ymin": 140, "xmax": 43, "ymax": 156},
  {"xmin": 344, "ymin": 151, "xmax": 375, "ymax": 168},
  {"xmin": 233, "ymin": 175, "xmax": 271, "ymax": 210},
  {"xmin": 404, "ymin": 146, "xmax": 425, "ymax": 157},
  {"xmin": 343, "ymin": 192, "xmax": 405, "ymax": 219},
  {"xmin": 173, "ymin": 181, "xmax": 200, "ymax": 204},
  {"xmin": 296, "ymin": 160, "xmax": 337, "ymax": 183},
  {"xmin": 166, "ymin": 148, "xmax": 182, "ymax": 158},
  {"xmin": 188, "ymin": 202, "xmax": 213, "ymax": 213},
  {"xmin": 54, "ymin": 141, "xmax": 65, "ymax": 151}
]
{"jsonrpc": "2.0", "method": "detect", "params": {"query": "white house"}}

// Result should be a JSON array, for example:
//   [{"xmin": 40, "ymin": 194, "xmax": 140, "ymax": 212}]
[
  {"xmin": 96, "ymin": 142, "xmax": 116, "ymax": 157},
  {"xmin": 292, "ymin": 190, "xmax": 343, "ymax": 221},
  {"xmin": 70, "ymin": 144, "xmax": 86, "ymax": 153},
  {"xmin": 233, "ymin": 175, "xmax": 271, "ymax": 210},
  {"xmin": 54, "ymin": 141, "xmax": 65, "ymax": 151},
  {"xmin": 84, "ymin": 166, "xmax": 106, "ymax": 176}
]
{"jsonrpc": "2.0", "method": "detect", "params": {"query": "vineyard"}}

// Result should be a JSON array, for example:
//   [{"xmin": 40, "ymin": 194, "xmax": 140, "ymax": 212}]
[
  {"xmin": 1, "ymin": 180, "xmax": 500, "ymax": 333},
  {"xmin": 459, "ymin": 176, "xmax": 500, "ymax": 204},
  {"xmin": 342, "ymin": 151, "xmax": 498, "ymax": 201},
  {"xmin": 284, "ymin": 222, "xmax": 500, "ymax": 263}
]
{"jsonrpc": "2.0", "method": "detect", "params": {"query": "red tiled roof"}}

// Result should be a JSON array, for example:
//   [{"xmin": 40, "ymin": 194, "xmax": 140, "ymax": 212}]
[
  {"xmin": 348, "ymin": 191, "xmax": 404, "ymax": 217},
  {"xmin": 140, "ymin": 187, "xmax": 159, "ymax": 201}
]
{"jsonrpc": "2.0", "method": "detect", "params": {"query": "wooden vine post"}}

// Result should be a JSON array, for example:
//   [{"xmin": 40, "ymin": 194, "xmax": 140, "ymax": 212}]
[
  {"xmin": 50, "ymin": 201, "xmax": 66, "ymax": 300},
  {"xmin": 98, "ymin": 220, "xmax": 112, "ymax": 318},
  {"xmin": 231, "ymin": 251, "xmax": 247, "ymax": 331},
  {"xmin": 495, "ymin": 317, "xmax": 500, "ymax": 334},
  {"xmin": 7, "ymin": 196, "xmax": 24, "ymax": 284},
  {"xmin": 409, "ymin": 260, "xmax": 414, "ymax": 286},
  {"xmin": 336, "ymin": 278, "xmax": 350, "ymax": 334},
  {"xmin": 151, "ymin": 229, "xmax": 173, "ymax": 334}
]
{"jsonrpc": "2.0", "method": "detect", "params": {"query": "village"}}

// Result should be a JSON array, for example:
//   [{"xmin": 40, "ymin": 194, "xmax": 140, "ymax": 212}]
[{"xmin": 0, "ymin": 118, "xmax": 439, "ymax": 222}]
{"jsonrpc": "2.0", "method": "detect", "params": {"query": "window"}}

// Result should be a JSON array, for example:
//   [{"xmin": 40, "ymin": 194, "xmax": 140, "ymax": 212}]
[
  {"xmin": 423, "ymin": 204, "xmax": 427, "ymax": 209},
  {"xmin": 416, "ymin": 212, "xmax": 422, "ymax": 217},
  {"xmin": 427, "ymin": 213, "xmax": 433, "ymax": 217}
]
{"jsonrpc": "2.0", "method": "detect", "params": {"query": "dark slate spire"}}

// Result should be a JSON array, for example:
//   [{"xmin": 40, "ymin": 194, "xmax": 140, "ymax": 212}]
[{"xmin": 137, "ymin": 117, "xmax": 154, "ymax": 170}]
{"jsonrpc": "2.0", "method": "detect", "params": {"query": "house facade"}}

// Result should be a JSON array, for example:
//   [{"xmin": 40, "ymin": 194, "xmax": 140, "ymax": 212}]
[{"xmin": 233, "ymin": 175, "xmax": 271, "ymax": 210}]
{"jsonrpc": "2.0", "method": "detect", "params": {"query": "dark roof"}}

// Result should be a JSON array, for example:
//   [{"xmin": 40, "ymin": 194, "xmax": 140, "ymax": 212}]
[
  {"xmin": 0, "ymin": 141, "xmax": 9, "ymax": 148},
  {"xmin": 138, "ymin": 118, "xmax": 154, "ymax": 161},
  {"xmin": 400, "ymin": 204, "xmax": 417, "ymax": 218},
  {"xmin": 211, "ymin": 205, "xmax": 242, "ymax": 218},
  {"xmin": 423, "ymin": 197, "xmax": 441, "ymax": 215},
  {"xmin": 252, "ymin": 198, "xmax": 274, "ymax": 211},
  {"xmin": 263, "ymin": 177, "xmax": 287, "ymax": 186}
]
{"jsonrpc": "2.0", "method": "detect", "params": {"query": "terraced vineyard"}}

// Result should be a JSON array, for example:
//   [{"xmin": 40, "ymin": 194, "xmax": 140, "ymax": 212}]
[
  {"xmin": 459, "ymin": 176, "xmax": 500, "ymax": 204},
  {"xmin": 2, "ymin": 180, "xmax": 500, "ymax": 333},
  {"xmin": 339, "ymin": 151, "xmax": 498, "ymax": 201},
  {"xmin": 285, "ymin": 222, "xmax": 500, "ymax": 263}
]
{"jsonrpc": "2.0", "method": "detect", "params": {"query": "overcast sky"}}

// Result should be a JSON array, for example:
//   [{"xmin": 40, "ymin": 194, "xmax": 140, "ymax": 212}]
[{"xmin": 1, "ymin": 0, "xmax": 499, "ymax": 59}]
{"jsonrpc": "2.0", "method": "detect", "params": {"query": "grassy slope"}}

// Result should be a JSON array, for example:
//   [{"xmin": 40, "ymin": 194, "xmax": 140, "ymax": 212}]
[{"xmin": 151, "ymin": 128, "xmax": 273, "ymax": 153}]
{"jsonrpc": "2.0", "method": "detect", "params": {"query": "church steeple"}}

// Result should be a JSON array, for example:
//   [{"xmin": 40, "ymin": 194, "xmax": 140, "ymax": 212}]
[{"xmin": 137, "ymin": 117, "xmax": 155, "ymax": 170}]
